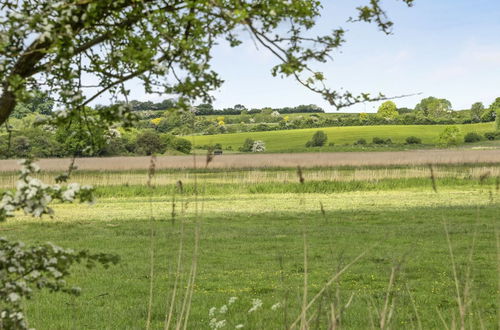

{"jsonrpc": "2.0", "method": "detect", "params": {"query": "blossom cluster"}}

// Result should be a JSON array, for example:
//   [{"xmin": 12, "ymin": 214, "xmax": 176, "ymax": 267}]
[{"xmin": 0, "ymin": 159, "xmax": 94, "ymax": 221}]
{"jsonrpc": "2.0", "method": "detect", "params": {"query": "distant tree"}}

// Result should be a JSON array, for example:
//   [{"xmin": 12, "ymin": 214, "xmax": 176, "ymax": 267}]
[
  {"xmin": 397, "ymin": 107, "xmax": 413, "ymax": 114},
  {"xmin": 377, "ymin": 101, "xmax": 399, "ymax": 120},
  {"xmin": 481, "ymin": 108, "xmax": 496, "ymax": 122},
  {"xmin": 415, "ymin": 97, "xmax": 452, "ymax": 118},
  {"xmin": 489, "ymin": 97, "xmax": 500, "ymax": 110},
  {"xmin": 12, "ymin": 91, "xmax": 54, "ymax": 118},
  {"xmin": 438, "ymin": 126, "xmax": 461, "ymax": 146},
  {"xmin": 234, "ymin": 104, "xmax": 247, "ymax": 111},
  {"xmin": 470, "ymin": 102, "xmax": 484, "ymax": 122},
  {"xmin": 195, "ymin": 103, "xmax": 214, "ymax": 115},
  {"xmin": 135, "ymin": 131, "xmax": 165, "ymax": 155}
]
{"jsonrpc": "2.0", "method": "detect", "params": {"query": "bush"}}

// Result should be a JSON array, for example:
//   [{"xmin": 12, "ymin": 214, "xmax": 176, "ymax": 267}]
[
  {"xmin": 306, "ymin": 131, "xmax": 327, "ymax": 147},
  {"xmin": 135, "ymin": 130, "xmax": 165, "ymax": 155},
  {"xmin": 438, "ymin": 126, "xmax": 461, "ymax": 146},
  {"xmin": 484, "ymin": 131, "xmax": 500, "ymax": 140},
  {"xmin": 463, "ymin": 132, "xmax": 482, "ymax": 143},
  {"xmin": 239, "ymin": 138, "xmax": 255, "ymax": 152},
  {"xmin": 354, "ymin": 138, "xmax": 367, "ymax": 145},
  {"xmin": 328, "ymin": 142, "xmax": 335, "ymax": 146},
  {"xmin": 405, "ymin": 136, "xmax": 422, "ymax": 144},
  {"xmin": 171, "ymin": 137, "xmax": 192, "ymax": 154},
  {"xmin": 372, "ymin": 137, "xmax": 385, "ymax": 144}
]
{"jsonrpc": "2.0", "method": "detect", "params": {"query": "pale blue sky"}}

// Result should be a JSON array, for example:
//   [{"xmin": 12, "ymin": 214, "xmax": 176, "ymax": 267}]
[{"xmin": 117, "ymin": 0, "xmax": 500, "ymax": 113}]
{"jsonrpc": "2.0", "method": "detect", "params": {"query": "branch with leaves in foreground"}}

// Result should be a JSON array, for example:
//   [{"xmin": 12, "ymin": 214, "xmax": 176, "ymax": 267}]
[{"xmin": 0, "ymin": 160, "xmax": 119, "ymax": 329}]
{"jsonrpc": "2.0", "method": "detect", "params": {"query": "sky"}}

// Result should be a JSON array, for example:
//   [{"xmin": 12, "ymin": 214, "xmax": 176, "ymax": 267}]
[{"xmin": 117, "ymin": 0, "xmax": 500, "ymax": 113}]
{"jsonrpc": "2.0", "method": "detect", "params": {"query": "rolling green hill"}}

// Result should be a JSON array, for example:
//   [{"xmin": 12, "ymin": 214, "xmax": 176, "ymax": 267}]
[{"xmin": 187, "ymin": 122, "xmax": 495, "ymax": 152}]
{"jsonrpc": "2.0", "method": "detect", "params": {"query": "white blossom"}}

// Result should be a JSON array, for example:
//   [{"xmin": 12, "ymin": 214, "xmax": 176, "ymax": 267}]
[{"xmin": 248, "ymin": 298, "xmax": 262, "ymax": 313}]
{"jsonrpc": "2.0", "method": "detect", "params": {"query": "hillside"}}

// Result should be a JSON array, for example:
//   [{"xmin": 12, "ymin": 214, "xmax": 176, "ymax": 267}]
[{"xmin": 186, "ymin": 122, "xmax": 495, "ymax": 153}]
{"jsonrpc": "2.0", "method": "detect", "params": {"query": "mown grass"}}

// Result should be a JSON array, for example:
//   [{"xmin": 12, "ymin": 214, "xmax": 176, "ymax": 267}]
[
  {"xmin": 4, "ymin": 202, "xmax": 499, "ymax": 329},
  {"xmin": 186, "ymin": 122, "xmax": 494, "ymax": 152},
  {"xmin": 1, "ymin": 166, "xmax": 500, "ymax": 328}
]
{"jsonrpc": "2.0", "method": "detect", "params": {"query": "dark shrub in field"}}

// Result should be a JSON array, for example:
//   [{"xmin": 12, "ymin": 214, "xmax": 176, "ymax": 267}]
[
  {"xmin": 372, "ymin": 137, "xmax": 385, "ymax": 144},
  {"xmin": 464, "ymin": 132, "xmax": 482, "ymax": 143},
  {"xmin": 306, "ymin": 130, "xmax": 328, "ymax": 147},
  {"xmin": 484, "ymin": 131, "xmax": 500, "ymax": 140},
  {"xmin": 135, "ymin": 130, "xmax": 165, "ymax": 155},
  {"xmin": 354, "ymin": 138, "xmax": 367, "ymax": 145},
  {"xmin": 405, "ymin": 136, "xmax": 422, "ymax": 144}
]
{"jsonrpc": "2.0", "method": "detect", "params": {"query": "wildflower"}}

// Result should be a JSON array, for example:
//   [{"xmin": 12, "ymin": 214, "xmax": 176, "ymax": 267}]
[
  {"xmin": 219, "ymin": 305, "xmax": 228, "ymax": 314},
  {"xmin": 271, "ymin": 302, "xmax": 282, "ymax": 310},
  {"xmin": 248, "ymin": 298, "xmax": 262, "ymax": 313},
  {"xmin": 209, "ymin": 307, "xmax": 217, "ymax": 317},
  {"xmin": 228, "ymin": 296, "xmax": 238, "ymax": 305},
  {"xmin": 235, "ymin": 325, "xmax": 244, "ymax": 329}
]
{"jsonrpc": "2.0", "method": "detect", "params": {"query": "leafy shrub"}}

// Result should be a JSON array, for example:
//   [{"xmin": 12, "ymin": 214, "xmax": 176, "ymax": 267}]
[
  {"xmin": 306, "ymin": 131, "xmax": 327, "ymax": 147},
  {"xmin": 405, "ymin": 136, "xmax": 422, "ymax": 144},
  {"xmin": 171, "ymin": 137, "xmax": 192, "ymax": 154},
  {"xmin": 385, "ymin": 138, "xmax": 393, "ymax": 145},
  {"xmin": 463, "ymin": 132, "xmax": 482, "ymax": 143},
  {"xmin": 438, "ymin": 126, "xmax": 461, "ymax": 146},
  {"xmin": 135, "ymin": 130, "xmax": 165, "ymax": 155},
  {"xmin": 354, "ymin": 138, "xmax": 367, "ymax": 145},
  {"xmin": 328, "ymin": 142, "xmax": 335, "ymax": 146},
  {"xmin": 0, "ymin": 237, "xmax": 119, "ymax": 329},
  {"xmin": 372, "ymin": 137, "xmax": 385, "ymax": 144},
  {"xmin": 239, "ymin": 138, "xmax": 255, "ymax": 152}
]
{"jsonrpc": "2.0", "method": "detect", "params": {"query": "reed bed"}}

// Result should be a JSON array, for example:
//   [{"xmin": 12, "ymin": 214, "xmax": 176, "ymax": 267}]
[
  {"xmin": 0, "ymin": 149, "xmax": 500, "ymax": 172},
  {"xmin": 1, "ymin": 164, "xmax": 499, "ymax": 189}
]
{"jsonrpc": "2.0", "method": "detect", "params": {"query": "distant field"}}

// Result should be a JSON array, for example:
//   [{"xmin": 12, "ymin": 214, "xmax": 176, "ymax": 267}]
[
  {"xmin": 1, "ymin": 149, "xmax": 500, "ymax": 172},
  {"xmin": 186, "ymin": 122, "xmax": 494, "ymax": 152}
]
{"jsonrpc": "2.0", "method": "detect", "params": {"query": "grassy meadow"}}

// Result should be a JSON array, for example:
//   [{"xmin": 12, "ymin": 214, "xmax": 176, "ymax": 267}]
[
  {"xmin": 186, "ymin": 122, "xmax": 495, "ymax": 152},
  {"xmin": 1, "ymin": 162, "xmax": 500, "ymax": 329}
]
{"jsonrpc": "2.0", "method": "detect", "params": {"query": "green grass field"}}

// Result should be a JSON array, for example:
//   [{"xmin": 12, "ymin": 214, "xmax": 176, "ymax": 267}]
[
  {"xmin": 187, "ymin": 122, "xmax": 495, "ymax": 152},
  {"xmin": 2, "ymin": 164, "xmax": 500, "ymax": 329}
]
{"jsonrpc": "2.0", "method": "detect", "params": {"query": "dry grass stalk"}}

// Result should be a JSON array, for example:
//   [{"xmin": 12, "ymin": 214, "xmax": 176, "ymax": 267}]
[
  {"xmin": 428, "ymin": 164, "xmax": 437, "ymax": 193},
  {"xmin": 405, "ymin": 284, "xmax": 422, "ymax": 330},
  {"xmin": 146, "ymin": 155, "xmax": 157, "ymax": 330},
  {"xmin": 289, "ymin": 248, "xmax": 371, "ymax": 329},
  {"xmin": 379, "ymin": 267, "xmax": 397, "ymax": 329}
]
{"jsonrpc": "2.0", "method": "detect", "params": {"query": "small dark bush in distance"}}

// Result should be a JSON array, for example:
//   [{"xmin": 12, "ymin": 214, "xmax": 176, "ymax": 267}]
[
  {"xmin": 464, "ymin": 132, "xmax": 482, "ymax": 143},
  {"xmin": 484, "ymin": 131, "xmax": 500, "ymax": 140},
  {"xmin": 405, "ymin": 136, "xmax": 422, "ymax": 144},
  {"xmin": 306, "ymin": 130, "xmax": 328, "ymax": 147},
  {"xmin": 372, "ymin": 137, "xmax": 386, "ymax": 145},
  {"xmin": 354, "ymin": 138, "xmax": 367, "ymax": 145}
]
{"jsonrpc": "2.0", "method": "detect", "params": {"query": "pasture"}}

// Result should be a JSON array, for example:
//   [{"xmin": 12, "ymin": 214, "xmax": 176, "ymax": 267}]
[
  {"xmin": 186, "ymin": 122, "xmax": 495, "ymax": 152},
  {"xmin": 1, "ymin": 159, "xmax": 500, "ymax": 329}
]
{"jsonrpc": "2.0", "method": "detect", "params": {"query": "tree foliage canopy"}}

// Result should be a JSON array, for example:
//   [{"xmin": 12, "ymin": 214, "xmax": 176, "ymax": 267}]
[
  {"xmin": 415, "ymin": 97, "xmax": 452, "ymax": 119},
  {"xmin": 377, "ymin": 100, "xmax": 398, "ymax": 120},
  {"xmin": 0, "ymin": 0, "xmax": 413, "ymax": 128}
]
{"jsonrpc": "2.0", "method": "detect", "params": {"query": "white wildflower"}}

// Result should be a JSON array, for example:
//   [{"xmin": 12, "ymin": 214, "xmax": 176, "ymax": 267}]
[
  {"xmin": 8, "ymin": 292, "xmax": 20, "ymax": 302},
  {"xmin": 248, "ymin": 298, "xmax": 262, "ymax": 313},
  {"xmin": 209, "ymin": 307, "xmax": 217, "ymax": 317},
  {"xmin": 228, "ymin": 296, "xmax": 238, "ymax": 305},
  {"xmin": 271, "ymin": 302, "xmax": 282, "ymax": 310},
  {"xmin": 235, "ymin": 325, "xmax": 244, "ymax": 329},
  {"xmin": 219, "ymin": 305, "xmax": 228, "ymax": 314}
]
